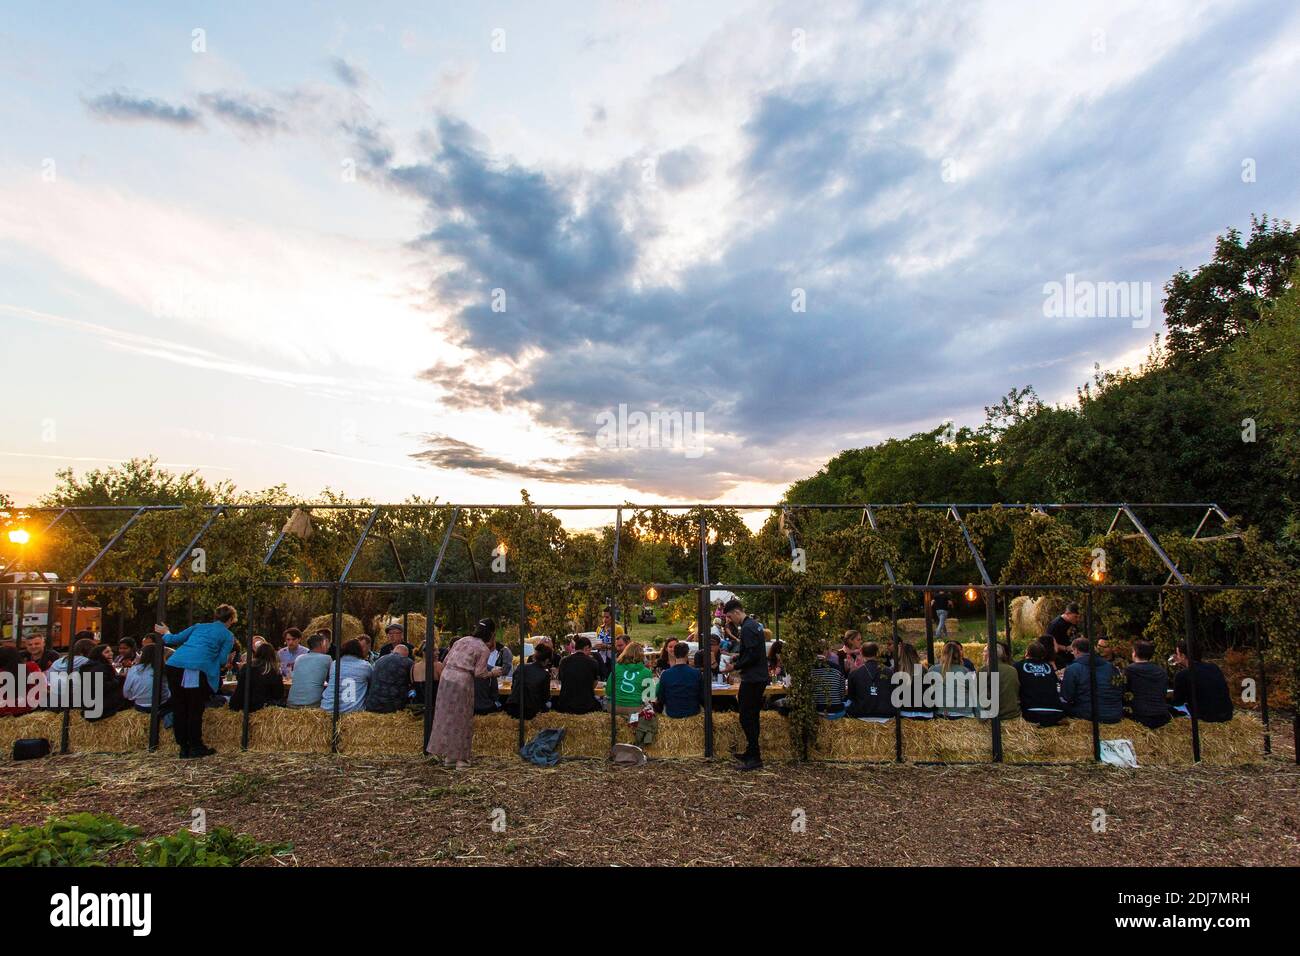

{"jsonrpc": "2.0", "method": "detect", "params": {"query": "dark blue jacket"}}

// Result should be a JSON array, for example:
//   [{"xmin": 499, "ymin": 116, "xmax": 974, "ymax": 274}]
[
  {"xmin": 1061, "ymin": 654, "xmax": 1124, "ymax": 723},
  {"xmin": 655, "ymin": 663, "xmax": 707, "ymax": 718}
]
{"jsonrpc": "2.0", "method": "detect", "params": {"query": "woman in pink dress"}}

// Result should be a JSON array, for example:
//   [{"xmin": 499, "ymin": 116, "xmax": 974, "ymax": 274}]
[{"xmin": 426, "ymin": 619, "xmax": 503, "ymax": 769}]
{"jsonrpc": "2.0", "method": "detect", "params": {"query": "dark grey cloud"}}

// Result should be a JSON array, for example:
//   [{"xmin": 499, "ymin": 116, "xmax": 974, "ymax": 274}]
[
  {"xmin": 352, "ymin": 0, "xmax": 1300, "ymax": 497},
  {"xmin": 329, "ymin": 56, "xmax": 366, "ymax": 89},
  {"xmin": 199, "ymin": 92, "xmax": 285, "ymax": 133},
  {"xmin": 85, "ymin": 90, "xmax": 201, "ymax": 127}
]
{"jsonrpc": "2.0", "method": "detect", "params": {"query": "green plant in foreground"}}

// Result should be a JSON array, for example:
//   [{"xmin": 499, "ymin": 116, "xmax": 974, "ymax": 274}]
[
  {"xmin": 135, "ymin": 826, "xmax": 292, "ymax": 867},
  {"xmin": 0, "ymin": 813, "xmax": 139, "ymax": 867}
]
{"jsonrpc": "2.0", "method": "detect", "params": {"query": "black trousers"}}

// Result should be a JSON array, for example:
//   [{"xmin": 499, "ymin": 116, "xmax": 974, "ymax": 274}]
[
  {"xmin": 738, "ymin": 681, "xmax": 765, "ymax": 759},
  {"xmin": 166, "ymin": 667, "xmax": 212, "ymax": 752}
]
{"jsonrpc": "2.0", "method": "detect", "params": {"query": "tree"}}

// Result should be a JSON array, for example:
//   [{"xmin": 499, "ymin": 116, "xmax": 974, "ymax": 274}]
[{"xmin": 1163, "ymin": 215, "xmax": 1300, "ymax": 361}]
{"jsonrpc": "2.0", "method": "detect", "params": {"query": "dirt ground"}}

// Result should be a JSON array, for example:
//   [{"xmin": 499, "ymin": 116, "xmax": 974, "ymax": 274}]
[{"xmin": 3, "ymin": 718, "xmax": 1296, "ymax": 867}]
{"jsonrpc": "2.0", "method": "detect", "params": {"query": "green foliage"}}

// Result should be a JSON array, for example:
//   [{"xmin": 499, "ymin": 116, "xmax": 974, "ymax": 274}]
[
  {"xmin": 135, "ymin": 826, "xmax": 292, "ymax": 867},
  {"xmin": 0, "ymin": 813, "xmax": 138, "ymax": 867},
  {"xmin": 1163, "ymin": 215, "xmax": 1300, "ymax": 359}
]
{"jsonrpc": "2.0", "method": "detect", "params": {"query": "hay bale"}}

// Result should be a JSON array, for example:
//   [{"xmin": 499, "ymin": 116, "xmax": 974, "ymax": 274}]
[
  {"xmin": 306, "ymin": 613, "xmax": 365, "ymax": 641},
  {"xmin": 339, "ymin": 710, "xmax": 423, "ymax": 755},
  {"xmin": 0, "ymin": 711, "xmax": 63, "ymax": 759},
  {"xmin": 371, "ymin": 613, "xmax": 430, "ymax": 644},
  {"xmin": 1009, "ymin": 595, "xmax": 1065, "ymax": 644},
  {"xmin": 1000, "ymin": 713, "xmax": 1265, "ymax": 765}
]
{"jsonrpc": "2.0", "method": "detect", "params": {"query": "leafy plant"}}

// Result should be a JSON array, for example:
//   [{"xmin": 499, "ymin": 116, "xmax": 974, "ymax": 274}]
[
  {"xmin": 0, "ymin": 813, "xmax": 138, "ymax": 867},
  {"xmin": 135, "ymin": 826, "xmax": 291, "ymax": 867}
]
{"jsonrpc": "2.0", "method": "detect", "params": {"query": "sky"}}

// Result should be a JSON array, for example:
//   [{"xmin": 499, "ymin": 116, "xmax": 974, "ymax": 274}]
[{"xmin": 2, "ymin": 0, "xmax": 1298, "ymax": 517}]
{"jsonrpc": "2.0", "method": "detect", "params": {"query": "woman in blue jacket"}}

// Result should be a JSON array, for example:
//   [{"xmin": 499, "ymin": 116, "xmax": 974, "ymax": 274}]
[{"xmin": 155, "ymin": 604, "xmax": 237, "ymax": 758}]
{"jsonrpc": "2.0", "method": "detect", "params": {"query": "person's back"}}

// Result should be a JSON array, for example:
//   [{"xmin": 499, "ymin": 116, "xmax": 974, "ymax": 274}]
[
  {"xmin": 555, "ymin": 647, "xmax": 600, "ymax": 713},
  {"xmin": 474, "ymin": 643, "xmax": 511, "ymax": 714},
  {"xmin": 366, "ymin": 651, "xmax": 413, "ymax": 713},
  {"xmin": 505, "ymin": 659, "xmax": 551, "ymax": 719},
  {"xmin": 77, "ymin": 654, "xmax": 127, "ymax": 721},
  {"xmin": 609, "ymin": 660, "xmax": 653, "ymax": 710},
  {"xmin": 287, "ymin": 648, "xmax": 331, "ymax": 708},
  {"xmin": 991, "ymin": 660, "xmax": 1019, "ymax": 720},
  {"xmin": 846, "ymin": 659, "xmax": 895, "ymax": 718},
  {"xmin": 1174, "ymin": 660, "xmax": 1233, "ymax": 722},
  {"xmin": 321, "ymin": 650, "xmax": 373, "ymax": 714},
  {"xmin": 1061, "ymin": 647, "xmax": 1123, "ymax": 723},
  {"xmin": 810, "ymin": 658, "xmax": 845, "ymax": 712},
  {"xmin": 656, "ymin": 659, "xmax": 706, "ymax": 718},
  {"xmin": 1124, "ymin": 645, "xmax": 1170, "ymax": 727}
]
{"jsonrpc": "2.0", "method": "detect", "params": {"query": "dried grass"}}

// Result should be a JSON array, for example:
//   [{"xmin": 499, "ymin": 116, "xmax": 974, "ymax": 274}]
[
  {"xmin": 305, "ymin": 613, "xmax": 365, "ymax": 640},
  {"xmin": 370, "ymin": 613, "xmax": 429, "ymax": 643},
  {"xmin": 0, "ymin": 707, "xmax": 1269, "ymax": 765}
]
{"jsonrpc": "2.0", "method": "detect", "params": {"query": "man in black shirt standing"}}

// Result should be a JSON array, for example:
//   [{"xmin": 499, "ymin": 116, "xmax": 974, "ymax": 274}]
[
  {"xmin": 930, "ymin": 590, "xmax": 952, "ymax": 640},
  {"xmin": 1040, "ymin": 602, "xmax": 1081, "ymax": 670},
  {"xmin": 721, "ymin": 598, "xmax": 767, "ymax": 771}
]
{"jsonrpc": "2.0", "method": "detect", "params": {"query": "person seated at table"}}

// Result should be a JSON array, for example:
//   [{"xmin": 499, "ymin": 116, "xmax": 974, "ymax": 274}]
[
  {"xmin": 1015, "ymin": 642, "xmax": 1063, "ymax": 725},
  {"xmin": 1060, "ymin": 637, "xmax": 1123, "ymax": 724},
  {"xmin": 891, "ymin": 642, "xmax": 930, "ymax": 718},
  {"xmin": 927, "ymin": 641, "xmax": 976, "ymax": 719},
  {"xmin": 839, "ymin": 630, "xmax": 865, "ymax": 675},
  {"xmin": 655, "ymin": 641, "xmax": 707, "ymax": 718},
  {"xmin": 606, "ymin": 642, "xmax": 654, "ymax": 716},
  {"xmin": 654, "ymin": 637, "xmax": 680, "ymax": 675},
  {"xmin": 981, "ymin": 642, "xmax": 1019, "ymax": 722},
  {"xmin": 810, "ymin": 651, "xmax": 845, "ymax": 715},
  {"xmin": 767, "ymin": 640, "xmax": 785, "ymax": 681},
  {"xmin": 285, "ymin": 633, "xmax": 331, "ymax": 708},
  {"xmin": 411, "ymin": 640, "xmax": 441, "ymax": 710},
  {"xmin": 505, "ymin": 642, "xmax": 553, "ymax": 719},
  {"xmin": 1170, "ymin": 640, "xmax": 1233, "ymax": 722},
  {"xmin": 22, "ymin": 632, "xmax": 60, "ymax": 671},
  {"xmin": 846, "ymin": 642, "xmax": 895, "ymax": 718},
  {"xmin": 1124, "ymin": 639, "xmax": 1171, "ymax": 729},
  {"xmin": 366, "ymin": 643, "xmax": 413, "ymax": 713},
  {"xmin": 379, "ymin": 622, "xmax": 413, "ymax": 658},
  {"xmin": 122, "ymin": 644, "xmax": 171, "ymax": 715},
  {"xmin": 693, "ymin": 633, "xmax": 722, "ymax": 679},
  {"xmin": 320, "ymin": 639, "xmax": 373, "ymax": 714},
  {"xmin": 276, "ymin": 627, "xmax": 308, "ymax": 676},
  {"xmin": 114, "ymin": 637, "xmax": 138, "ymax": 669},
  {"xmin": 228, "ymin": 641, "xmax": 285, "ymax": 712},
  {"xmin": 555, "ymin": 635, "xmax": 602, "ymax": 714},
  {"xmin": 0, "ymin": 645, "xmax": 42, "ymax": 716},
  {"xmin": 474, "ymin": 634, "xmax": 512, "ymax": 715}
]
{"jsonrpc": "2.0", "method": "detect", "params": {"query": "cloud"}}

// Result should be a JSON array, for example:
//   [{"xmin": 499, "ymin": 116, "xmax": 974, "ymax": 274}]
[
  {"xmin": 199, "ymin": 92, "xmax": 286, "ymax": 133},
  {"xmin": 84, "ymin": 90, "xmax": 201, "ymax": 127},
  {"xmin": 351, "ymin": 0, "xmax": 1300, "ymax": 500},
  {"xmin": 329, "ymin": 56, "xmax": 366, "ymax": 89}
]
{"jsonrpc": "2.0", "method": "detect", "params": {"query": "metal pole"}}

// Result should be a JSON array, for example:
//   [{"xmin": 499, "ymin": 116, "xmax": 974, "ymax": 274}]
[
  {"xmin": 609, "ymin": 510, "xmax": 621, "ymax": 753},
  {"xmin": 240, "ymin": 593, "xmax": 255, "ymax": 750},
  {"xmin": 1087, "ymin": 587, "xmax": 1099, "ymax": 762},
  {"xmin": 698, "ymin": 511, "xmax": 713, "ymax": 758},
  {"xmin": 987, "ymin": 588, "xmax": 1001, "ymax": 763},
  {"xmin": 518, "ymin": 588, "xmax": 526, "ymax": 752},
  {"xmin": 148, "ymin": 581, "xmax": 167, "ymax": 750},
  {"xmin": 1181, "ymin": 589, "xmax": 1202, "ymax": 763},
  {"xmin": 61, "ymin": 587, "xmax": 78, "ymax": 754},
  {"xmin": 1254, "ymin": 621, "xmax": 1270, "ymax": 756},
  {"xmin": 924, "ymin": 590, "xmax": 934, "ymax": 665},
  {"xmin": 423, "ymin": 584, "xmax": 436, "ymax": 754},
  {"xmin": 331, "ymin": 584, "xmax": 342, "ymax": 754},
  {"xmin": 892, "ymin": 603, "xmax": 903, "ymax": 763}
]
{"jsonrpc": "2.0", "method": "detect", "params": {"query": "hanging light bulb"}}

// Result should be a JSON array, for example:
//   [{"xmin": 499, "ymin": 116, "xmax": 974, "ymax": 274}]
[
  {"xmin": 644, "ymin": 585, "xmax": 659, "ymax": 603},
  {"xmin": 964, "ymin": 585, "xmax": 979, "ymax": 603}
]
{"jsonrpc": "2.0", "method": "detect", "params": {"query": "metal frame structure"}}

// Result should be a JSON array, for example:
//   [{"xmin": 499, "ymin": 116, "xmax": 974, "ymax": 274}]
[{"xmin": 0, "ymin": 501, "xmax": 1278, "ymax": 764}]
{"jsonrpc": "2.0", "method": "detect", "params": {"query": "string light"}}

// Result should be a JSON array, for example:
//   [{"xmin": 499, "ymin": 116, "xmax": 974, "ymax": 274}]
[
  {"xmin": 964, "ymin": 586, "xmax": 978, "ymax": 603},
  {"xmin": 7, "ymin": 529, "xmax": 30, "ymax": 544}
]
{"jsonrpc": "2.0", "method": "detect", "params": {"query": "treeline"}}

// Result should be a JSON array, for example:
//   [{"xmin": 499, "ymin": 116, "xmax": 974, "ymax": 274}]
[{"xmin": 786, "ymin": 216, "xmax": 1300, "ymax": 560}]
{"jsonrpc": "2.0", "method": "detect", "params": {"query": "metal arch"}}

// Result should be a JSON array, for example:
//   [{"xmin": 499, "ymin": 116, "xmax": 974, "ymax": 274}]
[
  {"xmin": 158, "ymin": 506, "xmax": 225, "ymax": 585},
  {"xmin": 339, "ymin": 507, "xmax": 383, "ymax": 584},
  {"xmin": 1120, "ymin": 505, "xmax": 1189, "ymax": 586},
  {"xmin": 427, "ymin": 508, "xmax": 460, "ymax": 585},
  {"xmin": 948, "ymin": 505, "xmax": 992, "ymax": 587},
  {"xmin": 74, "ymin": 507, "xmax": 148, "ymax": 584},
  {"xmin": 860, "ymin": 504, "xmax": 897, "ymax": 586}
]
